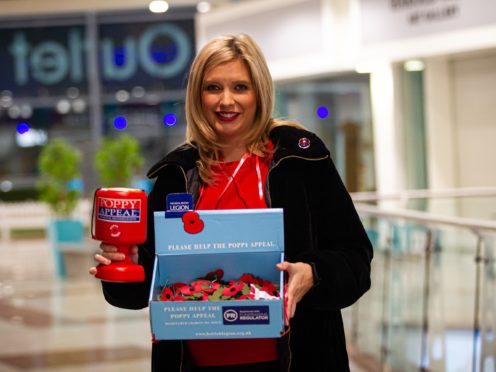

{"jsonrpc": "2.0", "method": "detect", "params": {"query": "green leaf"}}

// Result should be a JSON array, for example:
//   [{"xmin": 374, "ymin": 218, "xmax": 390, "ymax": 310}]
[
  {"xmin": 36, "ymin": 139, "xmax": 82, "ymax": 216},
  {"xmin": 94, "ymin": 135, "xmax": 144, "ymax": 188},
  {"xmin": 209, "ymin": 288, "xmax": 223, "ymax": 301}
]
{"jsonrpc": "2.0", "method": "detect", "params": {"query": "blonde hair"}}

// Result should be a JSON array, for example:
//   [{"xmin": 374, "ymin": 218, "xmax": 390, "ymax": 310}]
[{"xmin": 185, "ymin": 34, "xmax": 301, "ymax": 183}]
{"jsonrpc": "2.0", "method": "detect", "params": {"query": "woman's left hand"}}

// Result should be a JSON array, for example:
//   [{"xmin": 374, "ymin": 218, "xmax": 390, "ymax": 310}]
[{"xmin": 276, "ymin": 261, "xmax": 314, "ymax": 321}]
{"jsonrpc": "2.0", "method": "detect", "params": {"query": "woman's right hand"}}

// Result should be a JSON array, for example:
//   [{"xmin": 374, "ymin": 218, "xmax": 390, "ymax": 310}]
[{"xmin": 88, "ymin": 243, "xmax": 139, "ymax": 276}]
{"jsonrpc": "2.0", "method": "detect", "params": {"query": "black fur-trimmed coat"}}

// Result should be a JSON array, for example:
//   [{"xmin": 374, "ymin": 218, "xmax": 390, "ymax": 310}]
[{"xmin": 101, "ymin": 125, "xmax": 373, "ymax": 371}]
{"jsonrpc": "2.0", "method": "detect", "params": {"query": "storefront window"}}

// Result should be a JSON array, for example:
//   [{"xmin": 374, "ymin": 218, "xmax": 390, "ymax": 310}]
[
  {"xmin": 0, "ymin": 9, "xmax": 195, "ymax": 200},
  {"xmin": 275, "ymin": 74, "xmax": 376, "ymax": 192}
]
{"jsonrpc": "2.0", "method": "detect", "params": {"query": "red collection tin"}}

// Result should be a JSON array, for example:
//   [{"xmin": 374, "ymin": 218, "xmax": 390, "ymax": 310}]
[{"xmin": 92, "ymin": 188, "xmax": 147, "ymax": 282}]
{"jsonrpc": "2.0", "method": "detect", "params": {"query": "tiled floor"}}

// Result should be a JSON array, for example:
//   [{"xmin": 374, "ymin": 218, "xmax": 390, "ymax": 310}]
[
  {"xmin": 0, "ymin": 238, "xmax": 368, "ymax": 372},
  {"xmin": 0, "ymin": 238, "xmax": 151, "ymax": 372}
]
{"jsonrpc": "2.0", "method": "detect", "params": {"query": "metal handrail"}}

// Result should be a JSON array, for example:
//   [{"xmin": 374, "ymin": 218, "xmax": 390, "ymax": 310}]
[
  {"xmin": 353, "ymin": 203, "xmax": 496, "ymax": 235},
  {"xmin": 351, "ymin": 187, "xmax": 496, "ymax": 202}
]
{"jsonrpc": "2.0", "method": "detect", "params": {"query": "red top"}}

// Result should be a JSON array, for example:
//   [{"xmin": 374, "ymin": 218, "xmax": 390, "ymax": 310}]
[
  {"xmin": 195, "ymin": 152, "xmax": 270, "ymax": 210},
  {"xmin": 187, "ymin": 148, "xmax": 278, "ymax": 367}
]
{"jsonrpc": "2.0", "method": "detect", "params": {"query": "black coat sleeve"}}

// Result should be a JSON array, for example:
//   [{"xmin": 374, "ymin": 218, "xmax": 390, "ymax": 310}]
[
  {"xmin": 299, "ymin": 155, "xmax": 373, "ymax": 310},
  {"xmin": 271, "ymin": 135, "xmax": 373, "ymax": 310}
]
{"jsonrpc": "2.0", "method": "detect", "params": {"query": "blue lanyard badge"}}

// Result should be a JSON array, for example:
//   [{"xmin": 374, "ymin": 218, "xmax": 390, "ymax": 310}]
[{"xmin": 165, "ymin": 193, "xmax": 193, "ymax": 218}]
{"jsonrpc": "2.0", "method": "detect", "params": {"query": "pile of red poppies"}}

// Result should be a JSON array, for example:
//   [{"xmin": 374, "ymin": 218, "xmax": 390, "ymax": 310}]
[{"xmin": 159, "ymin": 269, "xmax": 280, "ymax": 302}]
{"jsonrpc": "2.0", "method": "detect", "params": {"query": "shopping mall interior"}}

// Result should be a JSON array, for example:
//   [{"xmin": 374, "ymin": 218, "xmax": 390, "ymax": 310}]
[{"xmin": 1, "ymin": 0, "xmax": 496, "ymax": 371}]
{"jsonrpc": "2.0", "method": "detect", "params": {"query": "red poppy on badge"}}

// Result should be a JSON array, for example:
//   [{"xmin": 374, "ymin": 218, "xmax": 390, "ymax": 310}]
[{"xmin": 298, "ymin": 137, "xmax": 311, "ymax": 149}]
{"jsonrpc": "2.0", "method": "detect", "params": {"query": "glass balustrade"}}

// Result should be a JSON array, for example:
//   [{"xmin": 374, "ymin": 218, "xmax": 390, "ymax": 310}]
[{"xmin": 346, "ymin": 194, "xmax": 496, "ymax": 372}]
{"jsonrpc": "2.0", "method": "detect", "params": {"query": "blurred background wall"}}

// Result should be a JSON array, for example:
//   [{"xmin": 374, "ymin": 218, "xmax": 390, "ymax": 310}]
[{"xmin": 2, "ymin": 0, "xmax": 496, "ymax": 205}]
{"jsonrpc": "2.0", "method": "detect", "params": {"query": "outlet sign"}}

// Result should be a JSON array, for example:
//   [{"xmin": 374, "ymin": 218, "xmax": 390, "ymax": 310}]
[{"xmin": 0, "ymin": 17, "xmax": 194, "ymax": 95}]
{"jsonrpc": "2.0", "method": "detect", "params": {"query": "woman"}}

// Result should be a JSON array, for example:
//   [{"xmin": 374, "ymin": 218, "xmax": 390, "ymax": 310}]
[{"xmin": 90, "ymin": 34, "xmax": 373, "ymax": 371}]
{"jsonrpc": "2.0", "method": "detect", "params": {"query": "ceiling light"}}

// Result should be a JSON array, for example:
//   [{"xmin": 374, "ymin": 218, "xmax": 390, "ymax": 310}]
[
  {"xmin": 149, "ymin": 0, "xmax": 169, "ymax": 13},
  {"xmin": 355, "ymin": 63, "xmax": 374, "ymax": 74},
  {"xmin": 197, "ymin": 1, "xmax": 211, "ymax": 13},
  {"xmin": 404, "ymin": 60, "xmax": 425, "ymax": 72}
]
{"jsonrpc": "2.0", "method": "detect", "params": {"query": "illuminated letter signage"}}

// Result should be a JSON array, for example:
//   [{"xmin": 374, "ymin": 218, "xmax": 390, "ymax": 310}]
[{"xmin": 1, "ymin": 17, "xmax": 194, "ymax": 93}]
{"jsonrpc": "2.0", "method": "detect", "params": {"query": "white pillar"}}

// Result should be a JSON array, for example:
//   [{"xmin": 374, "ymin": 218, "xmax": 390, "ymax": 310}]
[
  {"xmin": 423, "ymin": 57, "xmax": 458, "ymax": 190},
  {"xmin": 370, "ymin": 62, "xmax": 405, "ymax": 194}
]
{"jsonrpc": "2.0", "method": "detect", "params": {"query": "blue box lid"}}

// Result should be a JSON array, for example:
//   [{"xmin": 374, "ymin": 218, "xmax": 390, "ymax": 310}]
[{"xmin": 154, "ymin": 208, "xmax": 284, "ymax": 255}]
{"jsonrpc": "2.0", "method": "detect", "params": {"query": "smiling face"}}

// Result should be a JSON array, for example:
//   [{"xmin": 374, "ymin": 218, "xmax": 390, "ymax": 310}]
[{"xmin": 201, "ymin": 59, "xmax": 257, "ymax": 146}]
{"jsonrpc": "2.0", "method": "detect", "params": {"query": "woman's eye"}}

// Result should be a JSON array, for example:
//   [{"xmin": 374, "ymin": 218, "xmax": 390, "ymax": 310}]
[
  {"xmin": 235, "ymin": 84, "xmax": 248, "ymax": 91},
  {"xmin": 205, "ymin": 85, "xmax": 220, "ymax": 91}
]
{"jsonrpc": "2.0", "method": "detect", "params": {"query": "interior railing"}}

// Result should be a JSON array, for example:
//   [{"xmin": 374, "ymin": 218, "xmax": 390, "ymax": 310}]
[{"xmin": 346, "ymin": 188, "xmax": 496, "ymax": 372}]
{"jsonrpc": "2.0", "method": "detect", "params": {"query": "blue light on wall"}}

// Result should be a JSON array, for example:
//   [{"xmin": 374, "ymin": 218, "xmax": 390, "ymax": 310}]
[
  {"xmin": 316, "ymin": 106, "xmax": 329, "ymax": 119},
  {"xmin": 114, "ymin": 47, "xmax": 126, "ymax": 66},
  {"xmin": 151, "ymin": 44, "xmax": 177, "ymax": 63},
  {"xmin": 16, "ymin": 122, "xmax": 30, "ymax": 134},
  {"xmin": 164, "ymin": 113, "xmax": 177, "ymax": 126},
  {"xmin": 114, "ymin": 116, "xmax": 127, "ymax": 130}
]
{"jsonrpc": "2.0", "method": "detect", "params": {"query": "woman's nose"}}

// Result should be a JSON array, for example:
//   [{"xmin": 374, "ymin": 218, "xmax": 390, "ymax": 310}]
[{"xmin": 220, "ymin": 89, "xmax": 235, "ymax": 107}]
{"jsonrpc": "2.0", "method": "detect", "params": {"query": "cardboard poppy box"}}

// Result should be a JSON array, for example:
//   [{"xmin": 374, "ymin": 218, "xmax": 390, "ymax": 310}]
[{"xmin": 149, "ymin": 208, "xmax": 285, "ymax": 340}]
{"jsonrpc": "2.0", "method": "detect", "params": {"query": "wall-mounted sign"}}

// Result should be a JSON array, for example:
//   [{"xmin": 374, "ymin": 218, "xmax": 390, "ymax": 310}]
[
  {"xmin": 360, "ymin": 0, "xmax": 496, "ymax": 44},
  {"xmin": 99, "ymin": 20, "xmax": 193, "ymax": 93},
  {"xmin": 0, "ymin": 18, "xmax": 194, "ymax": 97}
]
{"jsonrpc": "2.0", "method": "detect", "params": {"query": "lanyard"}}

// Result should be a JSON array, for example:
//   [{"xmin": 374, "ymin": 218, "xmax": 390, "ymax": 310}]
[
  {"xmin": 214, "ymin": 152, "xmax": 250, "ymax": 208},
  {"xmin": 255, "ymin": 155, "xmax": 263, "ymax": 201},
  {"xmin": 197, "ymin": 152, "xmax": 264, "ymax": 209}
]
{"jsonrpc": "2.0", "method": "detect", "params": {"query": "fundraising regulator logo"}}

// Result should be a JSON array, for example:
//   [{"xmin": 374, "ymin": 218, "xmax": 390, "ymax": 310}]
[
  {"xmin": 222, "ymin": 306, "xmax": 270, "ymax": 325},
  {"xmin": 223, "ymin": 309, "xmax": 239, "ymax": 322}
]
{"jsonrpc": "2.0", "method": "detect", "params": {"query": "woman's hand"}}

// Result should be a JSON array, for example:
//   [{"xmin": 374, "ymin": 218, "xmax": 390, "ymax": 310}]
[
  {"xmin": 88, "ymin": 243, "xmax": 139, "ymax": 276},
  {"xmin": 276, "ymin": 261, "xmax": 314, "ymax": 321}
]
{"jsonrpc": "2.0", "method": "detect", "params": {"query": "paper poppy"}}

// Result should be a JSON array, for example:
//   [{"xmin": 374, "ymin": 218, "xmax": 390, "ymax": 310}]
[
  {"xmin": 172, "ymin": 282, "xmax": 187, "ymax": 290},
  {"xmin": 173, "ymin": 294, "xmax": 186, "ymax": 301},
  {"xmin": 182, "ymin": 211, "xmax": 204, "ymax": 234},
  {"xmin": 237, "ymin": 294, "xmax": 254, "ymax": 300},
  {"xmin": 161, "ymin": 287, "xmax": 174, "ymax": 301},
  {"xmin": 222, "ymin": 281, "xmax": 244, "ymax": 297},
  {"xmin": 261, "ymin": 281, "xmax": 279, "ymax": 297},
  {"xmin": 191, "ymin": 279, "xmax": 210, "ymax": 286},
  {"xmin": 204, "ymin": 269, "xmax": 224, "ymax": 282},
  {"xmin": 202, "ymin": 282, "xmax": 221, "ymax": 294},
  {"xmin": 158, "ymin": 270, "xmax": 279, "ymax": 302},
  {"xmin": 178, "ymin": 283, "xmax": 202, "ymax": 296},
  {"xmin": 250, "ymin": 284, "xmax": 279, "ymax": 300},
  {"xmin": 240, "ymin": 273, "xmax": 263, "ymax": 286}
]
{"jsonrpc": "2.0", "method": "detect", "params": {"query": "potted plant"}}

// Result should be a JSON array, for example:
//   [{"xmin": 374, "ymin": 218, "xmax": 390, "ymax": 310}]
[
  {"xmin": 37, "ymin": 138, "xmax": 82, "ymax": 217},
  {"xmin": 94, "ymin": 134, "xmax": 145, "ymax": 188},
  {"xmin": 36, "ymin": 138, "xmax": 84, "ymax": 277}
]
